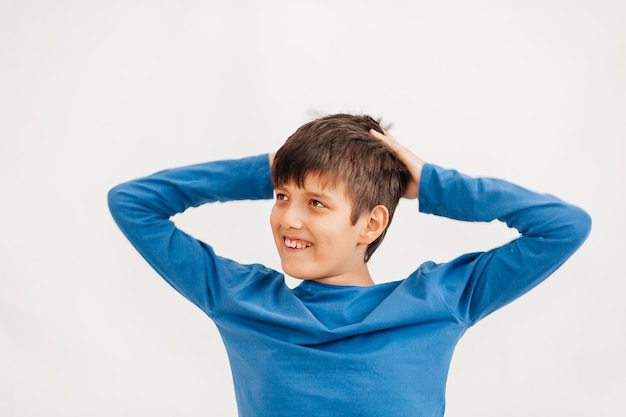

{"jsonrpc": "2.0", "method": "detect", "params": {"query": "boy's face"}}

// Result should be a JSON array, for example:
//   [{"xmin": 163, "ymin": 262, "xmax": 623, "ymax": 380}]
[{"xmin": 270, "ymin": 175, "xmax": 373, "ymax": 286}]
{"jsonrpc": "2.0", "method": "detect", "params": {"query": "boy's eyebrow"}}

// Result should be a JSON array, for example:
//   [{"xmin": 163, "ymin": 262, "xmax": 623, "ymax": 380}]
[
  {"xmin": 305, "ymin": 190, "xmax": 335, "ymax": 200},
  {"xmin": 274, "ymin": 184, "xmax": 339, "ymax": 201}
]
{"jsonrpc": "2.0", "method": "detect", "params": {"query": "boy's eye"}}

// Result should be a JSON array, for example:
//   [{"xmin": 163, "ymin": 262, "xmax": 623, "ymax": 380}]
[
  {"xmin": 275, "ymin": 193, "xmax": 288, "ymax": 201},
  {"xmin": 310, "ymin": 199, "xmax": 326, "ymax": 208}
]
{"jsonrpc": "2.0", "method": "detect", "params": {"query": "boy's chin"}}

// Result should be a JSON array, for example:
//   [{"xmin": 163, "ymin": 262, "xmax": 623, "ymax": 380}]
[
  {"xmin": 283, "ymin": 271, "xmax": 315, "ymax": 282},
  {"xmin": 281, "ymin": 263, "xmax": 321, "ymax": 282}
]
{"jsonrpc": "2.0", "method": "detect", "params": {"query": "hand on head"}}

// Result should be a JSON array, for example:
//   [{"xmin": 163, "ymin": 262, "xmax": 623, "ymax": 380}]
[{"xmin": 369, "ymin": 129, "xmax": 424, "ymax": 200}]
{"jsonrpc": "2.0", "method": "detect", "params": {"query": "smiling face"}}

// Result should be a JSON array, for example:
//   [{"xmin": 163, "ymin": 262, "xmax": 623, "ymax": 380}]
[
  {"xmin": 270, "ymin": 175, "xmax": 381, "ymax": 286},
  {"xmin": 271, "ymin": 114, "xmax": 410, "ymax": 263}
]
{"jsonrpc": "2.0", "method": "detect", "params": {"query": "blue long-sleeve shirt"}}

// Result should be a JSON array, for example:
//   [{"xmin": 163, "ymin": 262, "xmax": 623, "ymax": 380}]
[{"xmin": 108, "ymin": 154, "xmax": 591, "ymax": 417}]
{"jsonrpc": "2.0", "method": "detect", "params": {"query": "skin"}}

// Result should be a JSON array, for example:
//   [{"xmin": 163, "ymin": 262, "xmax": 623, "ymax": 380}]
[
  {"xmin": 368, "ymin": 129, "xmax": 424, "ymax": 200},
  {"xmin": 269, "ymin": 129, "xmax": 425, "ymax": 286}
]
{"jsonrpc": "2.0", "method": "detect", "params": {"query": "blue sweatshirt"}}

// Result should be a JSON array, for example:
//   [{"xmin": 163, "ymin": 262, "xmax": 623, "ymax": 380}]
[{"xmin": 108, "ymin": 154, "xmax": 591, "ymax": 417}]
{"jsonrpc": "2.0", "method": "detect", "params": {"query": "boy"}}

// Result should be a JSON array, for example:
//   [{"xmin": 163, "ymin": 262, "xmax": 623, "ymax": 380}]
[{"xmin": 108, "ymin": 114, "xmax": 591, "ymax": 416}]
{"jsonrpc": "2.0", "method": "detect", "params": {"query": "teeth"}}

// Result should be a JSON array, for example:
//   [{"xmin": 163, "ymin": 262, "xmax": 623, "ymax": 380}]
[{"xmin": 285, "ymin": 238, "xmax": 311, "ymax": 249}]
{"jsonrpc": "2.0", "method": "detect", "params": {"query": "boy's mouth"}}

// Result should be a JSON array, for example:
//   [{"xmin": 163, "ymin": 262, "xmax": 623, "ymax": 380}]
[{"xmin": 284, "ymin": 237, "xmax": 312, "ymax": 249}]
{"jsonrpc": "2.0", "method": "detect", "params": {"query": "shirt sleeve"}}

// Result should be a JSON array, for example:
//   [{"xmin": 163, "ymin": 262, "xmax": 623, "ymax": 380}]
[
  {"xmin": 107, "ymin": 154, "xmax": 275, "ymax": 316},
  {"xmin": 417, "ymin": 163, "xmax": 592, "ymax": 325}
]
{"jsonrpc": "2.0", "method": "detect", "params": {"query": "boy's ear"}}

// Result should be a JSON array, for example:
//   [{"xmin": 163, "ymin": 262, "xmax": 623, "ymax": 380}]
[{"xmin": 359, "ymin": 205, "xmax": 389, "ymax": 244}]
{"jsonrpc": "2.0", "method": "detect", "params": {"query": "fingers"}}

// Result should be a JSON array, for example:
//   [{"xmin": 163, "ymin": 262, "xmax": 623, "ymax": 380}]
[
  {"xmin": 368, "ymin": 128, "xmax": 424, "ymax": 200},
  {"xmin": 369, "ymin": 128, "xmax": 386, "ymax": 140},
  {"xmin": 369, "ymin": 128, "xmax": 404, "ymax": 156},
  {"xmin": 369, "ymin": 128, "xmax": 394, "ymax": 144}
]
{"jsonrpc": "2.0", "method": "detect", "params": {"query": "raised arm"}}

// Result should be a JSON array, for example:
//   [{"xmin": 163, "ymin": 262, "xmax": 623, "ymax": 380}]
[
  {"xmin": 371, "ymin": 129, "xmax": 592, "ymax": 325},
  {"xmin": 107, "ymin": 154, "xmax": 274, "ymax": 315}
]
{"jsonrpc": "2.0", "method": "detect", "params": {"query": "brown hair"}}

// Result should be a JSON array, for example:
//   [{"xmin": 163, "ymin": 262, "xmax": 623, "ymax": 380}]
[{"xmin": 271, "ymin": 113, "xmax": 410, "ymax": 261}]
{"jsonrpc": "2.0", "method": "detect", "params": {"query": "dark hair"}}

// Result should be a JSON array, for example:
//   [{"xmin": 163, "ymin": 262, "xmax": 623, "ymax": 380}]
[{"xmin": 271, "ymin": 113, "xmax": 410, "ymax": 261}]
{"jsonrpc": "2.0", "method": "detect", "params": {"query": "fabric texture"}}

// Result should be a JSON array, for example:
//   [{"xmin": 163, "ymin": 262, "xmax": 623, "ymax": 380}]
[{"xmin": 108, "ymin": 154, "xmax": 591, "ymax": 417}]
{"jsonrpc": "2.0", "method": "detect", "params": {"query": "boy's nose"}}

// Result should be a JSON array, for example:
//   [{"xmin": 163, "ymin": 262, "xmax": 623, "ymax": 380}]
[{"xmin": 280, "ymin": 205, "xmax": 304, "ymax": 229}]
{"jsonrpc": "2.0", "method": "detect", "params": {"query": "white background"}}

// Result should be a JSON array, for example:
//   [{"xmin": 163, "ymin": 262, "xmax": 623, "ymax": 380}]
[{"xmin": 2, "ymin": 1, "xmax": 625, "ymax": 416}]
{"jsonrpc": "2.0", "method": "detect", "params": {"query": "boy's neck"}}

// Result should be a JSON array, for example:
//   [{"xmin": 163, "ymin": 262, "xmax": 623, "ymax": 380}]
[{"xmin": 309, "ymin": 266, "xmax": 375, "ymax": 287}]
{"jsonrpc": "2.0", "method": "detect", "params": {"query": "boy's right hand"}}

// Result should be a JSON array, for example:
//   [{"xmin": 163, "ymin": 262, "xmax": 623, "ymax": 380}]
[{"xmin": 369, "ymin": 129, "xmax": 424, "ymax": 199}]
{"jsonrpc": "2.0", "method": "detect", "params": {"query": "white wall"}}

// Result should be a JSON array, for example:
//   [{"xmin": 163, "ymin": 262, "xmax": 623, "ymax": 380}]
[{"xmin": 2, "ymin": 1, "xmax": 624, "ymax": 416}]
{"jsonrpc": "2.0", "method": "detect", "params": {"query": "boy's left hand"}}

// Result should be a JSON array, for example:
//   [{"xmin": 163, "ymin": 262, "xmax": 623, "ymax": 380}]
[{"xmin": 369, "ymin": 129, "xmax": 424, "ymax": 199}]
